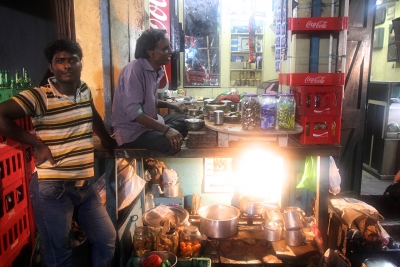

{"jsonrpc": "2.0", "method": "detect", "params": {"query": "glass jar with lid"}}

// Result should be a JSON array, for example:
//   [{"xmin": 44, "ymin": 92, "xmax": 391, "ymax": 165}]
[
  {"xmin": 241, "ymin": 94, "xmax": 261, "ymax": 130},
  {"xmin": 179, "ymin": 225, "xmax": 202, "ymax": 258},
  {"xmin": 133, "ymin": 226, "xmax": 153, "ymax": 257},
  {"xmin": 277, "ymin": 94, "xmax": 296, "ymax": 129},
  {"xmin": 260, "ymin": 94, "xmax": 277, "ymax": 130},
  {"xmin": 156, "ymin": 227, "xmax": 179, "ymax": 254}
]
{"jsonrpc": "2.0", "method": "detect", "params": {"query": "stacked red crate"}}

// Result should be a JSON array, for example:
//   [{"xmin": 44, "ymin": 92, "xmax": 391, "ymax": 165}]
[
  {"xmin": 290, "ymin": 85, "xmax": 343, "ymax": 145},
  {"xmin": 0, "ymin": 207, "xmax": 30, "ymax": 267},
  {"xmin": 0, "ymin": 117, "xmax": 36, "ymax": 266}
]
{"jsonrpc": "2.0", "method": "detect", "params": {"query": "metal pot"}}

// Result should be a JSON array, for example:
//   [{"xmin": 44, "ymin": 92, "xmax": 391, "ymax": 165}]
[
  {"xmin": 284, "ymin": 227, "xmax": 305, "ymax": 246},
  {"xmin": 239, "ymin": 195, "xmax": 265, "ymax": 215},
  {"xmin": 185, "ymin": 119, "xmax": 205, "ymax": 131},
  {"xmin": 261, "ymin": 221, "xmax": 282, "ymax": 241},
  {"xmin": 157, "ymin": 182, "xmax": 180, "ymax": 197},
  {"xmin": 283, "ymin": 206, "xmax": 305, "ymax": 229},
  {"xmin": 197, "ymin": 205, "xmax": 240, "ymax": 238},
  {"xmin": 142, "ymin": 206, "xmax": 189, "ymax": 229}
]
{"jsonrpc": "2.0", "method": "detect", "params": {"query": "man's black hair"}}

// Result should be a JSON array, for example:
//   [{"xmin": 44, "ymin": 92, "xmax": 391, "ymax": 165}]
[
  {"xmin": 134, "ymin": 29, "xmax": 168, "ymax": 59},
  {"xmin": 44, "ymin": 39, "xmax": 83, "ymax": 63}
]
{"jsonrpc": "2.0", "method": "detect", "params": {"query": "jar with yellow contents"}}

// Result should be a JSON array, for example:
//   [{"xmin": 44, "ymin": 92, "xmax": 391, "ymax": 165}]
[{"xmin": 179, "ymin": 225, "xmax": 202, "ymax": 258}]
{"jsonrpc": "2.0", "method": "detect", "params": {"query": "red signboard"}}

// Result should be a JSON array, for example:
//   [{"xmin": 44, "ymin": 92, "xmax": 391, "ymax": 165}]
[
  {"xmin": 149, "ymin": 0, "xmax": 172, "ymax": 90},
  {"xmin": 279, "ymin": 73, "xmax": 345, "ymax": 86},
  {"xmin": 288, "ymin": 17, "xmax": 348, "ymax": 33}
]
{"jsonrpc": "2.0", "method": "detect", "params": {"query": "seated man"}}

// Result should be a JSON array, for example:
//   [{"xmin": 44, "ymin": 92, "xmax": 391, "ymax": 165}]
[{"xmin": 112, "ymin": 29, "xmax": 187, "ymax": 155}]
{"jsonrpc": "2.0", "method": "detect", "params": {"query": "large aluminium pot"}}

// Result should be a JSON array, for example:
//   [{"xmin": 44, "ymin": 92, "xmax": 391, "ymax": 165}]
[{"xmin": 197, "ymin": 205, "xmax": 240, "ymax": 239}]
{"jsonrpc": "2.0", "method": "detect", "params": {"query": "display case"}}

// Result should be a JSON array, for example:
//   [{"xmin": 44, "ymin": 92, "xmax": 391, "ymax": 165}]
[{"xmin": 363, "ymin": 81, "xmax": 400, "ymax": 179}]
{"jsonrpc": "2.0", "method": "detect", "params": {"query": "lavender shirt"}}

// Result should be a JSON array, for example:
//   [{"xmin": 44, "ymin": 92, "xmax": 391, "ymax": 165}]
[{"xmin": 112, "ymin": 58, "xmax": 165, "ymax": 145}]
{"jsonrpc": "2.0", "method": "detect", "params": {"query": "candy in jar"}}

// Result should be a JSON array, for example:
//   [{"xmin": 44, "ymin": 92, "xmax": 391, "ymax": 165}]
[
  {"xmin": 277, "ymin": 94, "xmax": 296, "ymax": 129},
  {"xmin": 260, "ymin": 94, "xmax": 277, "ymax": 130},
  {"xmin": 241, "ymin": 94, "xmax": 261, "ymax": 130}
]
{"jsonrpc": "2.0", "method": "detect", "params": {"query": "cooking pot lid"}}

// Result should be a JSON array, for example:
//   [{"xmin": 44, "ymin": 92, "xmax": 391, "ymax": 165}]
[{"xmin": 143, "ymin": 206, "xmax": 189, "ymax": 227}]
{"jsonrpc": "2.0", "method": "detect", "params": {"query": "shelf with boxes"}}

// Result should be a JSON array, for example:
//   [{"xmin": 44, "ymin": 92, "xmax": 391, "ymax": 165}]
[{"xmin": 230, "ymin": 18, "xmax": 264, "ymax": 88}]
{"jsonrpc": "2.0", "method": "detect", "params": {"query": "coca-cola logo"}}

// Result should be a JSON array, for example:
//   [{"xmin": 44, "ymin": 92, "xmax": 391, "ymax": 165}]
[
  {"xmin": 149, "ymin": 0, "xmax": 169, "ymax": 31},
  {"xmin": 306, "ymin": 21, "xmax": 328, "ymax": 29},
  {"xmin": 305, "ymin": 76, "xmax": 326, "ymax": 84}
]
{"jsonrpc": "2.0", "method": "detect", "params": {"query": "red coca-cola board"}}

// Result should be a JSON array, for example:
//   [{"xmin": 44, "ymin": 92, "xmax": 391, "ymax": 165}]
[
  {"xmin": 279, "ymin": 73, "xmax": 345, "ymax": 86},
  {"xmin": 149, "ymin": 0, "xmax": 179, "ymax": 90},
  {"xmin": 288, "ymin": 17, "xmax": 348, "ymax": 34}
]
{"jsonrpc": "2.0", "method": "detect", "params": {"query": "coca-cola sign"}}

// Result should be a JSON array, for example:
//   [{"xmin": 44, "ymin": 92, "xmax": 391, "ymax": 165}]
[
  {"xmin": 304, "ymin": 76, "xmax": 326, "ymax": 84},
  {"xmin": 149, "ymin": 0, "xmax": 170, "ymax": 32},
  {"xmin": 149, "ymin": 0, "xmax": 171, "ymax": 90},
  {"xmin": 305, "ymin": 20, "xmax": 328, "ymax": 29}
]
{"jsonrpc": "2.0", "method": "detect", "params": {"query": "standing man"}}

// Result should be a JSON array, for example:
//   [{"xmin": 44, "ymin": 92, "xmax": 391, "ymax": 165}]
[
  {"xmin": 0, "ymin": 39, "xmax": 116, "ymax": 267},
  {"xmin": 112, "ymin": 29, "xmax": 187, "ymax": 155}
]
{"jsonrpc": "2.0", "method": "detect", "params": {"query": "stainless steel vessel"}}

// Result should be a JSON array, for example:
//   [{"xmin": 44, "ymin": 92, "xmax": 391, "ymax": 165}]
[{"xmin": 197, "ymin": 205, "xmax": 240, "ymax": 238}]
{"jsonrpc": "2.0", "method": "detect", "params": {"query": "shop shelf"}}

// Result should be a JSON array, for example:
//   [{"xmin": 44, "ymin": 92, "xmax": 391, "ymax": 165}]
[
  {"xmin": 288, "ymin": 17, "xmax": 348, "ymax": 33},
  {"xmin": 291, "ymin": 86, "xmax": 343, "ymax": 116},
  {"xmin": 293, "ymin": 115, "xmax": 341, "ymax": 145},
  {"xmin": 0, "ymin": 146, "xmax": 24, "ymax": 189},
  {"xmin": 0, "ymin": 207, "xmax": 30, "ymax": 267},
  {"xmin": 0, "ymin": 177, "xmax": 27, "ymax": 229},
  {"xmin": 279, "ymin": 73, "xmax": 345, "ymax": 86}
]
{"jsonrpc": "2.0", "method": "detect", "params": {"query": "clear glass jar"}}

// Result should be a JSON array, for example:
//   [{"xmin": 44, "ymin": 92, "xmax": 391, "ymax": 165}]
[
  {"xmin": 277, "ymin": 94, "xmax": 296, "ymax": 129},
  {"xmin": 260, "ymin": 94, "xmax": 277, "ymax": 130},
  {"xmin": 179, "ymin": 225, "xmax": 202, "ymax": 258},
  {"xmin": 133, "ymin": 226, "xmax": 153, "ymax": 257},
  {"xmin": 156, "ymin": 227, "xmax": 179, "ymax": 254},
  {"xmin": 241, "ymin": 94, "xmax": 261, "ymax": 130}
]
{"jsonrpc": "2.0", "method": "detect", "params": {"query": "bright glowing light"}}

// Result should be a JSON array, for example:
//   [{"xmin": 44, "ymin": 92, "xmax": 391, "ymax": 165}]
[{"xmin": 236, "ymin": 148, "xmax": 286, "ymax": 206}]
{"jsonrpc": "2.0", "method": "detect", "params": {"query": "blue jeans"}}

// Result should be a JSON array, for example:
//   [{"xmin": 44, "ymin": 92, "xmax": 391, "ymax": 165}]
[{"xmin": 30, "ymin": 172, "xmax": 116, "ymax": 267}]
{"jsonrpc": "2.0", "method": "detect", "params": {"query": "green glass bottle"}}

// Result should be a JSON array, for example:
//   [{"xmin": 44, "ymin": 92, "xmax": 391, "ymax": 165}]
[
  {"xmin": 15, "ymin": 70, "xmax": 21, "ymax": 89},
  {"xmin": 4, "ymin": 70, "xmax": 10, "ymax": 88},
  {"xmin": 0, "ymin": 70, "xmax": 4, "ymax": 88},
  {"xmin": 24, "ymin": 70, "xmax": 32, "ymax": 88}
]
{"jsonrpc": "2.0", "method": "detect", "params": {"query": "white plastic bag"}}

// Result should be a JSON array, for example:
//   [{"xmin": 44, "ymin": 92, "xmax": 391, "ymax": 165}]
[
  {"xmin": 329, "ymin": 156, "xmax": 341, "ymax": 195},
  {"xmin": 117, "ymin": 160, "xmax": 146, "ymax": 210}
]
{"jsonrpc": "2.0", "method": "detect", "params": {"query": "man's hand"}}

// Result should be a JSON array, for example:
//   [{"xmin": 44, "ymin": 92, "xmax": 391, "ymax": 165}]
[
  {"xmin": 170, "ymin": 102, "xmax": 187, "ymax": 114},
  {"xmin": 33, "ymin": 142, "xmax": 56, "ymax": 167},
  {"xmin": 165, "ymin": 127, "xmax": 184, "ymax": 149}
]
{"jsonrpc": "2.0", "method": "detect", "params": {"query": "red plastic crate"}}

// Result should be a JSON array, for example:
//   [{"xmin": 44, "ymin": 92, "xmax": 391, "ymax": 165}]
[
  {"xmin": 19, "ymin": 116, "xmax": 36, "ymax": 136},
  {"xmin": 294, "ymin": 115, "xmax": 341, "ymax": 145},
  {"xmin": 0, "ymin": 208, "xmax": 30, "ymax": 267},
  {"xmin": 288, "ymin": 17, "xmax": 348, "ymax": 33},
  {"xmin": 0, "ymin": 146, "xmax": 24, "ymax": 189},
  {"xmin": 0, "ymin": 177, "xmax": 27, "ymax": 229},
  {"xmin": 20, "ymin": 144, "xmax": 36, "ymax": 177},
  {"xmin": 279, "ymin": 72, "xmax": 345, "ymax": 86},
  {"xmin": 0, "ymin": 119, "xmax": 23, "ymax": 150},
  {"xmin": 291, "ymin": 86, "xmax": 343, "ymax": 116}
]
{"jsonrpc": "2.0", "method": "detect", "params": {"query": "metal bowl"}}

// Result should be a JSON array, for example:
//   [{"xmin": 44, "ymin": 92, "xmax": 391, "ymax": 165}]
[
  {"xmin": 185, "ymin": 118, "xmax": 205, "ymax": 131},
  {"xmin": 187, "ymin": 108, "xmax": 202, "ymax": 117},
  {"xmin": 138, "ymin": 251, "xmax": 177, "ymax": 267},
  {"xmin": 224, "ymin": 115, "xmax": 241, "ymax": 124}
]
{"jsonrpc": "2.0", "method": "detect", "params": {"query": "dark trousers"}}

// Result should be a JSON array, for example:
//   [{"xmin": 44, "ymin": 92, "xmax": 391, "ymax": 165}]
[{"xmin": 120, "ymin": 114, "xmax": 187, "ymax": 155}]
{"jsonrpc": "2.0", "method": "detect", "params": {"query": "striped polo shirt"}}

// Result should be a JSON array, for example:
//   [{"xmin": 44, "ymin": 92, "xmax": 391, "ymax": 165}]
[{"xmin": 12, "ymin": 78, "xmax": 94, "ymax": 181}]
